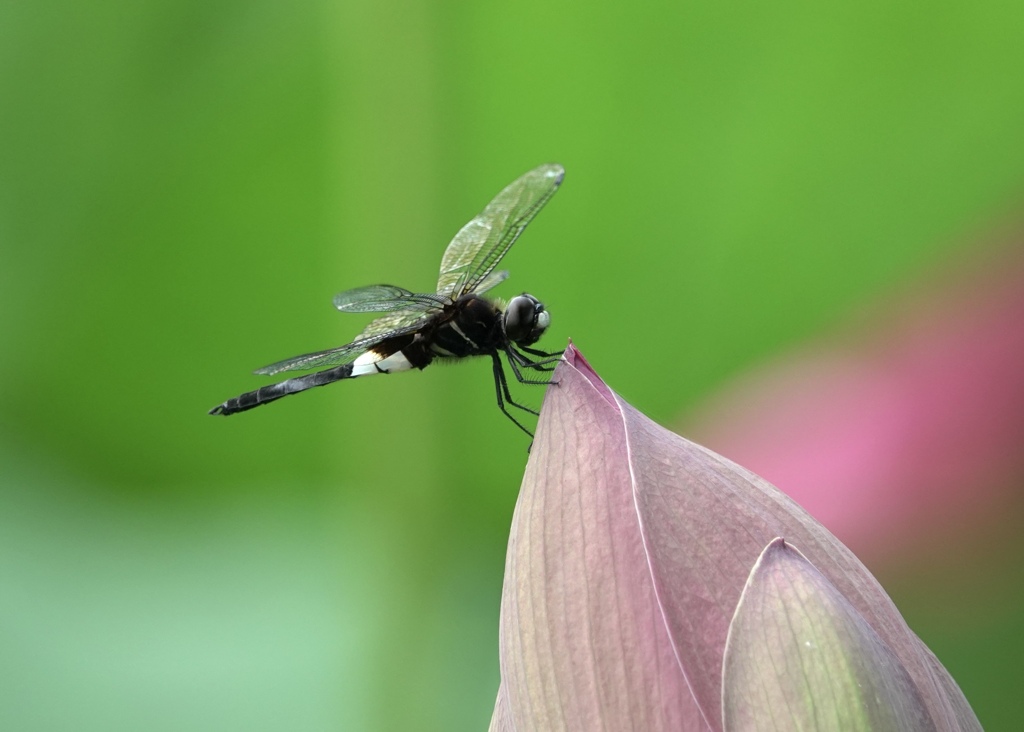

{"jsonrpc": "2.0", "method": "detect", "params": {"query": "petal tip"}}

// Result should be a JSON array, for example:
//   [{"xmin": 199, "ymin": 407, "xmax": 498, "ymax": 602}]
[{"xmin": 560, "ymin": 342, "xmax": 616, "ymax": 406}]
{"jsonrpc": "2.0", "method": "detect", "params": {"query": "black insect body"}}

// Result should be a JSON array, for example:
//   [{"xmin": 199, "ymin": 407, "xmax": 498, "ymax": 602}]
[{"xmin": 210, "ymin": 164, "xmax": 565, "ymax": 436}]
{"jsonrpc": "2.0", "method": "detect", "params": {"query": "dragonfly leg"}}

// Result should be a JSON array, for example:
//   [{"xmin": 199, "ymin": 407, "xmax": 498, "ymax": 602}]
[
  {"xmin": 515, "ymin": 345, "xmax": 562, "ymax": 373},
  {"xmin": 489, "ymin": 352, "xmax": 538, "ymax": 438},
  {"xmin": 506, "ymin": 347, "xmax": 560, "ymax": 383},
  {"xmin": 493, "ymin": 352, "xmax": 541, "ymax": 415},
  {"xmin": 518, "ymin": 344, "xmax": 564, "ymax": 360}
]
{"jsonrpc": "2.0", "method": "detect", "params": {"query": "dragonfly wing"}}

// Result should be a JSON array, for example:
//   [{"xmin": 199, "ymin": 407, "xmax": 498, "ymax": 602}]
[
  {"xmin": 473, "ymin": 269, "xmax": 509, "ymax": 297},
  {"xmin": 356, "ymin": 308, "xmax": 433, "ymax": 341},
  {"xmin": 254, "ymin": 340, "xmax": 375, "ymax": 375},
  {"xmin": 333, "ymin": 284, "xmax": 447, "ymax": 313},
  {"xmin": 254, "ymin": 317, "xmax": 429, "ymax": 375},
  {"xmin": 436, "ymin": 164, "xmax": 564, "ymax": 298}
]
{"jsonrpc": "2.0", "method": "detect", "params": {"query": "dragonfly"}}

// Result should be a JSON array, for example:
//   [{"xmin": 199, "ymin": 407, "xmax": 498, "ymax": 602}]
[{"xmin": 209, "ymin": 163, "xmax": 565, "ymax": 436}]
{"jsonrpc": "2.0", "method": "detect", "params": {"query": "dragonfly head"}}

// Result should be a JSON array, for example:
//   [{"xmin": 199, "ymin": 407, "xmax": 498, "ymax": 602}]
[{"xmin": 503, "ymin": 294, "xmax": 550, "ymax": 347}]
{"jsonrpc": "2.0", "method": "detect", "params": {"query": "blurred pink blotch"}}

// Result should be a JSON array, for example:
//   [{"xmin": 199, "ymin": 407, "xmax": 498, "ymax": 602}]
[{"xmin": 686, "ymin": 247, "xmax": 1024, "ymax": 558}]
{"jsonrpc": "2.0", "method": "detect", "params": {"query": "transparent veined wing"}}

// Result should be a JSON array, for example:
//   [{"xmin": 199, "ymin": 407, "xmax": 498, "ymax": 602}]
[
  {"xmin": 436, "ymin": 164, "xmax": 563, "ymax": 299},
  {"xmin": 473, "ymin": 269, "xmax": 509, "ymax": 297},
  {"xmin": 355, "ymin": 307, "xmax": 435, "ymax": 341},
  {"xmin": 333, "ymin": 284, "xmax": 448, "ymax": 341},
  {"xmin": 255, "ymin": 283, "xmax": 449, "ymax": 375},
  {"xmin": 254, "ymin": 319, "xmax": 428, "ymax": 375},
  {"xmin": 333, "ymin": 284, "xmax": 448, "ymax": 313}
]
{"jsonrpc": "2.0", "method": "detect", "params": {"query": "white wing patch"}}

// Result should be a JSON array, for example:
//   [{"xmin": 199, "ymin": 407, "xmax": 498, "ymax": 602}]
[{"xmin": 350, "ymin": 349, "xmax": 415, "ymax": 377}]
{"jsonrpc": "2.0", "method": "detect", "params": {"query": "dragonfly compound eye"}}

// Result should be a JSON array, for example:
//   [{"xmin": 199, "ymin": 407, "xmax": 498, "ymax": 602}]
[{"xmin": 504, "ymin": 294, "xmax": 548, "ymax": 346}]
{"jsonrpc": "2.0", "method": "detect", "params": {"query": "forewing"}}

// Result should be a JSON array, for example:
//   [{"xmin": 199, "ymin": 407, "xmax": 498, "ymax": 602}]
[
  {"xmin": 436, "ymin": 164, "xmax": 564, "ymax": 298},
  {"xmin": 474, "ymin": 269, "xmax": 509, "ymax": 296},
  {"xmin": 333, "ymin": 284, "xmax": 447, "ymax": 312}
]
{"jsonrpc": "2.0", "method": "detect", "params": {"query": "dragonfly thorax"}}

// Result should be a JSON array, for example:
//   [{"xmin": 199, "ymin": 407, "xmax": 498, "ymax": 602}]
[{"xmin": 503, "ymin": 294, "xmax": 549, "ymax": 347}]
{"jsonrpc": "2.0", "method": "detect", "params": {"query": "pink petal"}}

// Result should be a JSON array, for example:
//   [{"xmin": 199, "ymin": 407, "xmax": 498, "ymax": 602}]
[
  {"xmin": 723, "ymin": 538, "xmax": 934, "ymax": 731},
  {"xmin": 493, "ymin": 346, "xmax": 709, "ymax": 731},
  {"xmin": 493, "ymin": 344, "xmax": 979, "ymax": 731}
]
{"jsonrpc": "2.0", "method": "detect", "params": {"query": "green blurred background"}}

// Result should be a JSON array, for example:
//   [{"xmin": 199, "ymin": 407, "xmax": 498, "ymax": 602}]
[{"xmin": 2, "ymin": 1, "xmax": 1022, "ymax": 729}]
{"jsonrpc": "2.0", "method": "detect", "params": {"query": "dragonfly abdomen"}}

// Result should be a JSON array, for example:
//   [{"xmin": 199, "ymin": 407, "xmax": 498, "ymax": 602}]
[
  {"xmin": 349, "ymin": 349, "xmax": 417, "ymax": 377},
  {"xmin": 209, "ymin": 364, "xmax": 356, "ymax": 415},
  {"xmin": 210, "ymin": 347, "xmax": 422, "ymax": 416}
]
